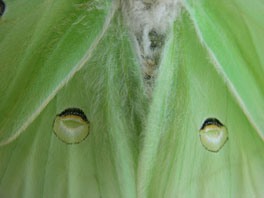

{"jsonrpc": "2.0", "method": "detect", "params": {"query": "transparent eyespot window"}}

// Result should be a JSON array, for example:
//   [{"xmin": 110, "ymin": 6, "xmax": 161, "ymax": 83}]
[
  {"xmin": 53, "ymin": 108, "xmax": 89, "ymax": 144},
  {"xmin": 199, "ymin": 118, "xmax": 228, "ymax": 152}
]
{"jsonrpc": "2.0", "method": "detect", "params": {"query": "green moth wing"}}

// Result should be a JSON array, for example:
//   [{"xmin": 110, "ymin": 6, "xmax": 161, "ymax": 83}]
[
  {"xmin": 0, "ymin": 0, "xmax": 112, "ymax": 145},
  {"xmin": 0, "ymin": 9, "xmax": 146, "ymax": 198},
  {"xmin": 184, "ymin": 0, "xmax": 264, "ymax": 139},
  {"xmin": 137, "ymin": 9, "xmax": 264, "ymax": 198}
]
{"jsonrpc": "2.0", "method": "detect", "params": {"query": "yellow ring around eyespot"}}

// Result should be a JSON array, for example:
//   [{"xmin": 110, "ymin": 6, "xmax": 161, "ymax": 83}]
[
  {"xmin": 203, "ymin": 124, "xmax": 219, "ymax": 129},
  {"xmin": 61, "ymin": 115, "xmax": 87, "ymax": 123}
]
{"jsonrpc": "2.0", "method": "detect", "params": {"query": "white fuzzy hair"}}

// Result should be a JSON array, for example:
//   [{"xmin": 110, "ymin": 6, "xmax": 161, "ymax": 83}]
[{"xmin": 122, "ymin": 0, "xmax": 182, "ymax": 96}]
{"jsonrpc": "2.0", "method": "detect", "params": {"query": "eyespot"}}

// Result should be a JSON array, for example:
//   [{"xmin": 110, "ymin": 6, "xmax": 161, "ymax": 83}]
[
  {"xmin": 0, "ymin": 1, "xmax": 5, "ymax": 16},
  {"xmin": 53, "ymin": 108, "xmax": 89, "ymax": 144},
  {"xmin": 199, "ymin": 118, "xmax": 228, "ymax": 152}
]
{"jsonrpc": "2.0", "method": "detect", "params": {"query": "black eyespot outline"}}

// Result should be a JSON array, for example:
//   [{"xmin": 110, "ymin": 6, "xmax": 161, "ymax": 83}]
[
  {"xmin": 0, "ymin": 1, "xmax": 5, "ymax": 16},
  {"xmin": 58, "ymin": 108, "xmax": 89, "ymax": 123},
  {"xmin": 200, "ymin": 118, "xmax": 223, "ymax": 130}
]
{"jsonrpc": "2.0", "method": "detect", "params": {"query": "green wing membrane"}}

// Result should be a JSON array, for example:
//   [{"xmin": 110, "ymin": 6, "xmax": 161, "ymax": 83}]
[
  {"xmin": 184, "ymin": 0, "xmax": 264, "ymax": 139},
  {"xmin": 137, "ymin": 9, "xmax": 264, "ymax": 198},
  {"xmin": 0, "ymin": 0, "xmax": 112, "ymax": 145},
  {"xmin": 0, "ymin": 11, "xmax": 146, "ymax": 198}
]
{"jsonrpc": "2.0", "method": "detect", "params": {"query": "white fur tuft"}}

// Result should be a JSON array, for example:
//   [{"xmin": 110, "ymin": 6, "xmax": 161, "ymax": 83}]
[{"xmin": 122, "ymin": 0, "xmax": 182, "ymax": 96}]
